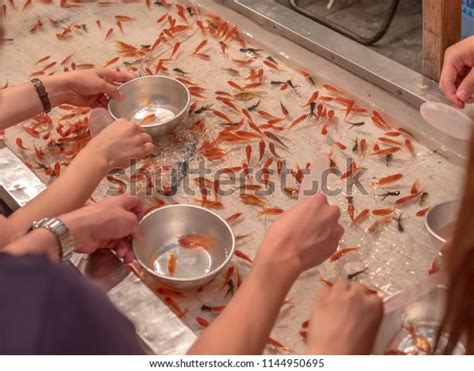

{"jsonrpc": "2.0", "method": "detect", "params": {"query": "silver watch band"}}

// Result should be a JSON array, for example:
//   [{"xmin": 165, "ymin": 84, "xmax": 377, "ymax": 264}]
[{"xmin": 31, "ymin": 217, "xmax": 75, "ymax": 260}]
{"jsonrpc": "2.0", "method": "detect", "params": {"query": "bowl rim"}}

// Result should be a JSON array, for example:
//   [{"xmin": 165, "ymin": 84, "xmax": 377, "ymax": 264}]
[
  {"xmin": 107, "ymin": 75, "xmax": 191, "ymax": 127},
  {"xmin": 424, "ymin": 200, "xmax": 460, "ymax": 245},
  {"xmin": 133, "ymin": 204, "xmax": 236, "ymax": 282}
]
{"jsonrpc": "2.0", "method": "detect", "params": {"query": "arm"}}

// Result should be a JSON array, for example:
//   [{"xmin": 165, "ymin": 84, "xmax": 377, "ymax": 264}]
[
  {"xmin": 188, "ymin": 193, "xmax": 343, "ymax": 355},
  {"xmin": 0, "ymin": 76, "xmax": 65, "ymax": 129},
  {"xmin": 188, "ymin": 258, "xmax": 297, "ymax": 355},
  {"xmin": 3, "ymin": 195, "xmax": 143, "ymax": 264},
  {"xmin": 0, "ymin": 69, "xmax": 153, "ymax": 245},
  {"xmin": 3, "ymin": 227, "xmax": 61, "ymax": 262},
  {"xmin": 0, "ymin": 69, "xmax": 127, "ymax": 130},
  {"xmin": 6, "ymin": 148, "xmax": 108, "ymax": 241},
  {"xmin": 5, "ymin": 119, "xmax": 153, "ymax": 244}
]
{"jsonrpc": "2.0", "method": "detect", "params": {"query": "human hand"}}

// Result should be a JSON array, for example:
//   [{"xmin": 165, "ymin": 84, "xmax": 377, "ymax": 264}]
[
  {"xmin": 52, "ymin": 68, "xmax": 133, "ymax": 108},
  {"xmin": 84, "ymin": 118, "xmax": 154, "ymax": 169},
  {"xmin": 306, "ymin": 282, "xmax": 384, "ymax": 355},
  {"xmin": 439, "ymin": 36, "xmax": 474, "ymax": 108},
  {"xmin": 60, "ymin": 195, "xmax": 144, "ymax": 263},
  {"xmin": 256, "ymin": 193, "xmax": 343, "ymax": 279}
]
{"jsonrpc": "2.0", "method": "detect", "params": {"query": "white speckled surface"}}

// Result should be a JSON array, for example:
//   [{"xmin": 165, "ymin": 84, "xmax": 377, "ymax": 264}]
[{"xmin": 0, "ymin": 0, "xmax": 466, "ymax": 354}]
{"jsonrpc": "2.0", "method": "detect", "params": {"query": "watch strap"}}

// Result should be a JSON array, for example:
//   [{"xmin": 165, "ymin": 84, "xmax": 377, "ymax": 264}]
[
  {"xmin": 31, "ymin": 217, "xmax": 75, "ymax": 260},
  {"xmin": 31, "ymin": 78, "xmax": 52, "ymax": 113}
]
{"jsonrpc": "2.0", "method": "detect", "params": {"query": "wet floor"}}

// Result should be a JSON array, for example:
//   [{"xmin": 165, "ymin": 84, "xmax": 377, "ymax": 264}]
[{"xmin": 276, "ymin": 0, "xmax": 422, "ymax": 73}]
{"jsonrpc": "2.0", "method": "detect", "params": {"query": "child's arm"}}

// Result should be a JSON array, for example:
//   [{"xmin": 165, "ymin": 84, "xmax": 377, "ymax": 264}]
[{"xmin": 4, "ymin": 120, "xmax": 154, "ymax": 245}]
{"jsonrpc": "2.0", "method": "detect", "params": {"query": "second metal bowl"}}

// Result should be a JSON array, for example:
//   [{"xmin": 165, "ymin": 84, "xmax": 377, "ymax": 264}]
[
  {"xmin": 133, "ymin": 205, "xmax": 235, "ymax": 290},
  {"xmin": 373, "ymin": 280, "xmax": 465, "ymax": 355},
  {"xmin": 425, "ymin": 200, "xmax": 460, "ymax": 250},
  {"xmin": 108, "ymin": 76, "xmax": 191, "ymax": 138}
]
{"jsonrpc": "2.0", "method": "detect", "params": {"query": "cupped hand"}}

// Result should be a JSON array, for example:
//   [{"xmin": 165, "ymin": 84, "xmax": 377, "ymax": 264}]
[
  {"xmin": 60, "ymin": 195, "xmax": 144, "ymax": 263},
  {"xmin": 58, "ymin": 68, "xmax": 133, "ymax": 108},
  {"xmin": 439, "ymin": 36, "xmax": 474, "ymax": 108},
  {"xmin": 256, "ymin": 193, "xmax": 343, "ymax": 278},
  {"xmin": 84, "ymin": 118, "xmax": 155, "ymax": 170},
  {"xmin": 306, "ymin": 282, "xmax": 384, "ymax": 355}
]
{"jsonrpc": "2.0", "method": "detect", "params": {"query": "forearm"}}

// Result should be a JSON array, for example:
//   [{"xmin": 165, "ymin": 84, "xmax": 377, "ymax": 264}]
[
  {"xmin": 188, "ymin": 261, "xmax": 298, "ymax": 355},
  {"xmin": 8, "ymin": 149, "xmax": 108, "ymax": 238},
  {"xmin": 3, "ymin": 228, "xmax": 60, "ymax": 262},
  {"xmin": 0, "ymin": 75, "xmax": 67, "ymax": 130}
]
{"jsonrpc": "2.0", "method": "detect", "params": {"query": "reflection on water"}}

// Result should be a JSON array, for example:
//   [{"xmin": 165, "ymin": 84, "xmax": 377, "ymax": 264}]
[{"xmin": 149, "ymin": 237, "xmax": 213, "ymax": 279}]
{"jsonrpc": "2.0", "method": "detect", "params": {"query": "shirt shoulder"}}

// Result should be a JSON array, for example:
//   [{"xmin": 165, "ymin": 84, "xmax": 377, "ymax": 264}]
[
  {"xmin": 0, "ymin": 253, "xmax": 143, "ymax": 355},
  {"xmin": 0, "ymin": 253, "xmax": 56, "ymax": 354},
  {"xmin": 38, "ymin": 258, "xmax": 144, "ymax": 355}
]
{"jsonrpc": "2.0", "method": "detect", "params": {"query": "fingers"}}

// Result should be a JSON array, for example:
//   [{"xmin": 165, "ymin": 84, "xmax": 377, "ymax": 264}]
[
  {"xmin": 114, "ymin": 239, "xmax": 130, "ymax": 258},
  {"xmin": 115, "ymin": 194, "xmax": 143, "ymax": 213},
  {"xmin": 312, "ymin": 192, "xmax": 328, "ymax": 206},
  {"xmin": 129, "ymin": 218, "xmax": 144, "ymax": 241},
  {"xmin": 439, "ymin": 42, "xmax": 474, "ymax": 108},
  {"xmin": 350, "ymin": 282, "xmax": 369, "ymax": 296},
  {"xmin": 367, "ymin": 293, "xmax": 384, "ymax": 320},
  {"xmin": 328, "ymin": 282, "xmax": 377, "ymax": 298},
  {"xmin": 117, "ymin": 209, "xmax": 143, "ymax": 241},
  {"xmin": 439, "ymin": 57, "xmax": 464, "ymax": 107},
  {"xmin": 133, "ymin": 132, "xmax": 155, "ymax": 158},
  {"xmin": 96, "ymin": 69, "xmax": 133, "ymax": 100},
  {"xmin": 93, "ymin": 93, "xmax": 109, "ymax": 108},
  {"xmin": 455, "ymin": 68, "xmax": 474, "ymax": 104},
  {"xmin": 329, "ymin": 205, "xmax": 341, "ymax": 222},
  {"xmin": 98, "ymin": 68, "xmax": 134, "ymax": 84},
  {"xmin": 113, "ymin": 239, "xmax": 135, "ymax": 264},
  {"xmin": 331, "ymin": 281, "xmax": 351, "ymax": 293},
  {"xmin": 332, "ymin": 224, "xmax": 344, "ymax": 242},
  {"xmin": 142, "ymin": 142, "xmax": 155, "ymax": 157},
  {"xmin": 140, "ymin": 132, "xmax": 153, "ymax": 143},
  {"xmin": 102, "ymin": 81, "xmax": 122, "ymax": 100},
  {"xmin": 128, "ymin": 198, "xmax": 145, "ymax": 220},
  {"xmin": 311, "ymin": 194, "xmax": 341, "ymax": 220},
  {"xmin": 123, "ymin": 249, "xmax": 135, "ymax": 264}
]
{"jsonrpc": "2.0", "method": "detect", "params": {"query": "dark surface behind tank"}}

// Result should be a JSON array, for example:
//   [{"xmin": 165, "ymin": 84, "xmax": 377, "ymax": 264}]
[{"xmin": 276, "ymin": 0, "xmax": 422, "ymax": 72}]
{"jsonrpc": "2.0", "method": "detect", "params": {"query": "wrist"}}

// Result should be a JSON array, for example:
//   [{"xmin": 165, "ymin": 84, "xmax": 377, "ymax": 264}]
[
  {"xmin": 42, "ymin": 73, "xmax": 70, "ymax": 107},
  {"xmin": 3, "ymin": 228, "xmax": 61, "ymax": 263},
  {"xmin": 59, "ymin": 211, "xmax": 91, "ymax": 252},
  {"xmin": 254, "ymin": 239, "xmax": 302, "ymax": 283},
  {"xmin": 75, "ymin": 144, "xmax": 110, "ymax": 174},
  {"xmin": 34, "ymin": 228, "xmax": 62, "ymax": 262},
  {"xmin": 252, "ymin": 252, "xmax": 300, "ymax": 292}
]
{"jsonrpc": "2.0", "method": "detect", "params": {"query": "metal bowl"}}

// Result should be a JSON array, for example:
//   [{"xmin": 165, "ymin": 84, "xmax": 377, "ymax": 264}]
[
  {"xmin": 108, "ymin": 76, "xmax": 191, "ymax": 138},
  {"xmin": 373, "ymin": 281, "xmax": 465, "ymax": 355},
  {"xmin": 425, "ymin": 200, "xmax": 460, "ymax": 250},
  {"xmin": 133, "ymin": 204, "xmax": 235, "ymax": 290}
]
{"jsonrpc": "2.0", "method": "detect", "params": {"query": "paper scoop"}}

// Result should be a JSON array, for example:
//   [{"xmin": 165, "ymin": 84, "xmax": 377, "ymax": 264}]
[
  {"xmin": 298, "ymin": 153, "xmax": 331, "ymax": 200},
  {"xmin": 89, "ymin": 107, "xmax": 115, "ymax": 137},
  {"xmin": 420, "ymin": 102, "xmax": 473, "ymax": 141}
]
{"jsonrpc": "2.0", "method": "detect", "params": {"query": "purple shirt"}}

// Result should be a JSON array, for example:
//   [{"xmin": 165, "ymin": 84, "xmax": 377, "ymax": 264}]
[{"xmin": 0, "ymin": 253, "xmax": 144, "ymax": 355}]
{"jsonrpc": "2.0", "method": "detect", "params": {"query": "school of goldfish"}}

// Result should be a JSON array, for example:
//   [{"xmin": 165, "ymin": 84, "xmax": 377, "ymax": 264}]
[{"xmin": 1, "ymin": 0, "xmax": 462, "ymax": 354}]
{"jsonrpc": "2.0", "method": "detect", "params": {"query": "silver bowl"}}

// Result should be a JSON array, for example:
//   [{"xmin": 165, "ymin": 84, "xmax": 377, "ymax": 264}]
[
  {"xmin": 425, "ymin": 200, "xmax": 460, "ymax": 250},
  {"xmin": 133, "ymin": 204, "xmax": 235, "ymax": 290},
  {"xmin": 108, "ymin": 76, "xmax": 191, "ymax": 138},
  {"xmin": 374, "ymin": 281, "xmax": 465, "ymax": 355}
]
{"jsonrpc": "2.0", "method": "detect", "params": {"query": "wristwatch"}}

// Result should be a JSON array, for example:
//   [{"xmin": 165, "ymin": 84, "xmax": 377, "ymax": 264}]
[
  {"xmin": 31, "ymin": 218, "xmax": 75, "ymax": 260},
  {"xmin": 31, "ymin": 78, "xmax": 52, "ymax": 113}
]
